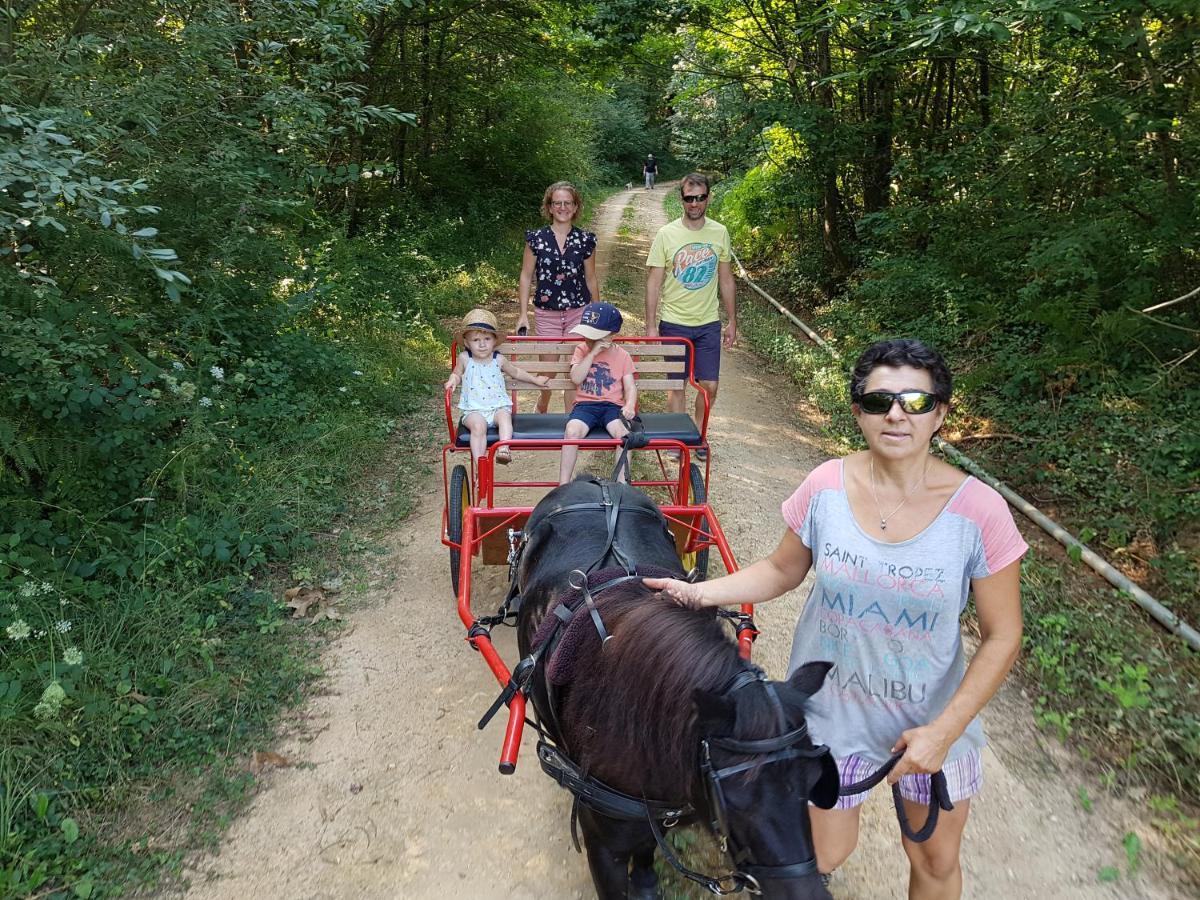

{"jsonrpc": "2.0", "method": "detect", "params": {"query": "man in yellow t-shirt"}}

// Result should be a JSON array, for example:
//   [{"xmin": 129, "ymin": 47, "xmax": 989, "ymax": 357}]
[{"xmin": 645, "ymin": 173, "xmax": 737, "ymax": 437}]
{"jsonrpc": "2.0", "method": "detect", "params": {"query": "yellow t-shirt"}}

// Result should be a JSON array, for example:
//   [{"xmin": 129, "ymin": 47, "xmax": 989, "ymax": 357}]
[{"xmin": 645, "ymin": 217, "xmax": 732, "ymax": 326}]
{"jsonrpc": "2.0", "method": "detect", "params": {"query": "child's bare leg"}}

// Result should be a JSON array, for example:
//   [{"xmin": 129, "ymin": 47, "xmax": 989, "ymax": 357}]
[
  {"xmin": 559, "ymin": 419, "xmax": 588, "ymax": 484},
  {"xmin": 464, "ymin": 413, "xmax": 489, "ymax": 463},
  {"xmin": 606, "ymin": 418, "xmax": 630, "ymax": 482},
  {"xmin": 495, "ymin": 409, "xmax": 513, "ymax": 463}
]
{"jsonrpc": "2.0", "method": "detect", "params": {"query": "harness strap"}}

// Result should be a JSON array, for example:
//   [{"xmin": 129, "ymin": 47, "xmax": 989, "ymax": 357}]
[
  {"xmin": 839, "ymin": 750, "xmax": 954, "ymax": 844},
  {"xmin": 537, "ymin": 742, "xmax": 690, "ymax": 822}
]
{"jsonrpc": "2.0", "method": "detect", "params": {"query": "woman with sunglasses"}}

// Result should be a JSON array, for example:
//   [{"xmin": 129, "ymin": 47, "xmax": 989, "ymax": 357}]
[
  {"xmin": 517, "ymin": 182, "xmax": 600, "ymax": 413},
  {"xmin": 645, "ymin": 338, "xmax": 1026, "ymax": 899}
]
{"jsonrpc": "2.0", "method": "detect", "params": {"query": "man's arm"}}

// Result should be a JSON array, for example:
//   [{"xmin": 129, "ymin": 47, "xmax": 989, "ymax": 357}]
[
  {"xmin": 645, "ymin": 266, "xmax": 664, "ymax": 338},
  {"xmin": 718, "ymin": 260, "xmax": 737, "ymax": 348}
]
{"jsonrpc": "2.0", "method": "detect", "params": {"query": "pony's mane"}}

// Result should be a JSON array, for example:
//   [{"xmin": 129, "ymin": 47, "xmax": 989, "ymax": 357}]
[{"xmin": 561, "ymin": 582, "xmax": 794, "ymax": 800}]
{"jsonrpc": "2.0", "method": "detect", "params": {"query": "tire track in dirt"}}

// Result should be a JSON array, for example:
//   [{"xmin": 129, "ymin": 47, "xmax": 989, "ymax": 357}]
[{"xmin": 185, "ymin": 187, "xmax": 1184, "ymax": 900}]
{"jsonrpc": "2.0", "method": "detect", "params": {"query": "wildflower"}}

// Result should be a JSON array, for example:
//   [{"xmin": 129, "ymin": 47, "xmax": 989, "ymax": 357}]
[
  {"xmin": 34, "ymin": 681, "xmax": 66, "ymax": 720},
  {"xmin": 150, "ymin": 388, "xmax": 162, "ymax": 399},
  {"xmin": 60, "ymin": 598, "xmax": 68, "ymax": 607},
  {"xmin": 352, "ymin": 370, "xmax": 363, "ymax": 376},
  {"xmin": 198, "ymin": 396, "xmax": 213, "ymax": 407},
  {"xmin": 338, "ymin": 386, "xmax": 348, "ymax": 393},
  {"xmin": 35, "ymin": 629, "xmax": 45, "ymax": 638},
  {"xmin": 210, "ymin": 365, "xmax": 225, "ymax": 380},
  {"xmin": 55, "ymin": 620, "xmax": 72, "ymax": 634},
  {"xmin": 41, "ymin": 582, "xmax": 54, "ymax": 595},
  {"xmin": 6, "ymin": 619, "xmax": 30, "ymax": 641},
  {"xmin": 6, "ymin": 603, "xmax": 17, "ymax": 612},
  {"xmin": 232, "ymin": 373, "xmax": 246, "ymax": 385},
  {"xmin": 19, "ymin": 583, "xmax": 36, "ymax": 598},
  {"xmin": 62, "ymin": 647, "xmax": 83, "ymax": 666},
  {"xmin": 172, "ymin": 361, "xmax": 185, "ymax": 371},
  {"xmin": 178, "ymin": 382, "xmax": 196, "ymax": 401}
]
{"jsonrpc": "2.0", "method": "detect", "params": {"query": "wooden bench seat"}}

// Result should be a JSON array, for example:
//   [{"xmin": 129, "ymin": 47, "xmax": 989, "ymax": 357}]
[{"xmin": 448, "ymin": 337, "xmax": 705, "ymax": 449}]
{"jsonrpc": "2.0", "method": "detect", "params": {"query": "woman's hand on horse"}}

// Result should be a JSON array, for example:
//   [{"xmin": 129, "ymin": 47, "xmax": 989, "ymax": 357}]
[
  {"xmin": 887, "ymin": 723, "xmax": 954, "ymax": 784},
  {"xmin": 643, "ymin": 576, "xmax": 706, "ymax": 609}
]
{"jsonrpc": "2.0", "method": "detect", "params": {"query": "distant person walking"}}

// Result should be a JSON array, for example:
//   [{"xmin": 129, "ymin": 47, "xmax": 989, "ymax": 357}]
[
  {"xmin": 517, "ymin": 181, "xmax": 599, "ymax": 413},
  {"xmin": 642, "ymin": 154, "xmax": 657, "ymax": 190},
  {"xmin": 645, "ymin": 173, "xmax": 736, "ymax": 442}
]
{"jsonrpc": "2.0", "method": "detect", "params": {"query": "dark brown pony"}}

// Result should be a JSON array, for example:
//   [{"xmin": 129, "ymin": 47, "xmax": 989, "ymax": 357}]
[{"xmin": 515, "ymin": 478, "xmax": 837, "ymax": 900}]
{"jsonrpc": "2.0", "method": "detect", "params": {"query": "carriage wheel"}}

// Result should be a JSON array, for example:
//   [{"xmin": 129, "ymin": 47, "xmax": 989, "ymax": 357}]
[
  {"xmin": 681, "ymin": 462, "xmax": 710, "ymax": 581},
  {"xmin": 448, "ymin": 465, "xmax": 471, "ymax": 597}
]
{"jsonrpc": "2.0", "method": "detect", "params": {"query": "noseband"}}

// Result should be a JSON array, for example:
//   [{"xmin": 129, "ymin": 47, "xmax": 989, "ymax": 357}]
[{"xmin": 651, "ymin": 665, "xmax": 830, "ymax": 896}]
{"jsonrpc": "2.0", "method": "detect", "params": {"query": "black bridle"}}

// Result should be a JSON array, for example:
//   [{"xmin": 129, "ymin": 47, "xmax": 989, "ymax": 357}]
[{"xmin": 648, "ymin": 665, "xmax": 829, "ymax": 896}]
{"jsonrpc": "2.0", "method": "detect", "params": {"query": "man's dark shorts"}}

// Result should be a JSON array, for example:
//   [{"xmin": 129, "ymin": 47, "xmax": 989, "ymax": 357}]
[
  {"xmin": 568, "ymin": 401, "xmax": 623, "ymax": 431},
  {"xmin": 659, "ymin": 320, "xmax": 722, "ymax": 382}
]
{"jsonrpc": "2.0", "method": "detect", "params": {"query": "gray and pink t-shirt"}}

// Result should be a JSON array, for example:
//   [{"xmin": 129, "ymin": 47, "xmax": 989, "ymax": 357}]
[{"xmin": 784, "ymin": 459, "xmax": 1027, "ymax": 764}]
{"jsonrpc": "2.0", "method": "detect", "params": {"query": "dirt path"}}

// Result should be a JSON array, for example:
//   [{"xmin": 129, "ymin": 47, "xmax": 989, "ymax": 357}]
[{"xmin": 186, "ymin": 188, "xmax": 1184, "ymax": 899}]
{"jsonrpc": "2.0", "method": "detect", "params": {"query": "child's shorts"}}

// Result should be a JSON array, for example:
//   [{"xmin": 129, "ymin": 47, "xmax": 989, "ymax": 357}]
[
  {"xmin": 568, "ymin": 401, "xmax": 623, "ymax": 432},
  {"xmin": 460, "ymin": 407, "xmax": 507, "ymax": 428},
  {"xmin": 828, "ymin": 749, "xmax": 983, "ymax": 810}
]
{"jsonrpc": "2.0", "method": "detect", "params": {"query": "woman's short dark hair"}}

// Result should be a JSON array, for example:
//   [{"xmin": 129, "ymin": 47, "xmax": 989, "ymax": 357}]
[{"xmin": 849, "ymin": 339, "xmax": 952, "ymax": 404}]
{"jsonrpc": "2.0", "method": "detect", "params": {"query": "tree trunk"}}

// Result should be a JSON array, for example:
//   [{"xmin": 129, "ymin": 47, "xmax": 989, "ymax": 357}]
[
  {"xmin": 862, "ymin": 65, "xmax": 894, "ymax": 213},
  {"xmin": 816, "ymin": 28, "xmax": 851, "ymax": 278}
]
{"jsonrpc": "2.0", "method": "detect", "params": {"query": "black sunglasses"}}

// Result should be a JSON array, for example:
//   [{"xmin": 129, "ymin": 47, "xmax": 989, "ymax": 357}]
[
  {"xmin": 682, "ymin": 193, "xmax": 709, "ymax": 203},
  {"xmin": 857, "ymin": 390, "xmax": 941, "ymax": 415}
]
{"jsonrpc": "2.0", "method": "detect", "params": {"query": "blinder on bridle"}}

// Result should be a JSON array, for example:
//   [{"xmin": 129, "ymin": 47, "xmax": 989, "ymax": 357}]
[{"xmin": 653, "ymin": 665, "xmax": 838, "ymax": 896}]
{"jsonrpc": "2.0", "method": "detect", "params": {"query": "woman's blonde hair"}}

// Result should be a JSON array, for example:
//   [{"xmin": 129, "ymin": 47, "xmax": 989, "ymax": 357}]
[{"xmin": 541, "ymin": 181, "xmax": 582, "ymax": 222}]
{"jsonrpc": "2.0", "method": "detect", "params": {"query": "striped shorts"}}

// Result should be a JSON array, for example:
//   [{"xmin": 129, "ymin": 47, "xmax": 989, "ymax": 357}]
[{"xmin": 831, "ymin": 749, "xmax": 983, "ymax": 810}]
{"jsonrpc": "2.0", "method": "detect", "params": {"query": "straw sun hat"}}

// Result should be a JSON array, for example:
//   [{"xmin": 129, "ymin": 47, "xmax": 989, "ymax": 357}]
[{"xmin": 458, "ymin": 308, "xmax": 499, "ymax": 341}]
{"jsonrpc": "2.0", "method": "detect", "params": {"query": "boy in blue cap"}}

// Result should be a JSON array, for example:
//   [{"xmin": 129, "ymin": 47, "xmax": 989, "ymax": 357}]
[{"xmin": 559, "ymin": 302, "xmax": 637, "ymax": 484}]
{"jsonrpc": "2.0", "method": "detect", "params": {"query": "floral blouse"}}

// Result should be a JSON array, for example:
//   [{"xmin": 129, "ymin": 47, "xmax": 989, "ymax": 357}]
[{"xmin": 525, "ymin": 226, "xmax": 597, "ymax": 310}]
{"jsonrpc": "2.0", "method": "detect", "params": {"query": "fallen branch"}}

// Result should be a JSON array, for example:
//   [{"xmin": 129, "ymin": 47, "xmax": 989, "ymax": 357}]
[{"xmin": 1142, "ymin": 285, "xmax": 1200, "ymax": 314}]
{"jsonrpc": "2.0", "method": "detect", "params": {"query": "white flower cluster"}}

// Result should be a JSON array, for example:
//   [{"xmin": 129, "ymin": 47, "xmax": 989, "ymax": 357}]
[
  {"xmin": 63, "ymin": 647, "xmax": 84, "ymax": 666},
  {"xmin": 199, "ymin": 396, "xmax": 213, "ymax": 407},
  {"xmin": 19, "ymin": 582, "xmax": 54, "ymax": 598},
  {"xmin": 6, "ymin": 619, "xmax": 30, "ymax": 641},
  {"xmin": 210, "ymin": 365, "xmax": 225, "ymax": 380}
]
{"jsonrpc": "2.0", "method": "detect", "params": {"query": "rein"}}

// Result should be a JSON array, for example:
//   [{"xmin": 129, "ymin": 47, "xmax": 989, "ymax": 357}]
[{"xmin": 838, "ymin": 751, "xmax": 954, "ymax": 843}]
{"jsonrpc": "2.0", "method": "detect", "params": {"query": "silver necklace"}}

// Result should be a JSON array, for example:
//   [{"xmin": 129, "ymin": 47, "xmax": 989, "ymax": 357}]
[{"xmin": 869, "ymin": 456, "xmax": 929, "ymax": 531}]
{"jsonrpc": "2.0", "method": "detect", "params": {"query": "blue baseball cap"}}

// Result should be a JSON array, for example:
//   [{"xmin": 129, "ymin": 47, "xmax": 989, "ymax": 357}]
[{"xmin": 570, "ymin": 302, "xmax": 623, "ymax": 340}]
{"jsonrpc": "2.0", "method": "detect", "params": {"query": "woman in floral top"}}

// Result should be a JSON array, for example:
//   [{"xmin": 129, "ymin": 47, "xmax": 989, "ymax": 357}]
[{"xmin": 517, "ymin": 181, "xmax": 599, "ymax": 413}]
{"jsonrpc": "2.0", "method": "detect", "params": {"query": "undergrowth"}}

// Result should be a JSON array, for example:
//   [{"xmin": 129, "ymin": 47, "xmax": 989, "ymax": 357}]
[{"xmin": 0, "ymin": 207, "xmax": 521, "ymax": 898}]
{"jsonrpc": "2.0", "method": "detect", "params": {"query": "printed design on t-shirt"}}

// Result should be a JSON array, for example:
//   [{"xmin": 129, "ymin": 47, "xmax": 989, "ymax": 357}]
[
  {"xmin": 581, "ymin": 361, "xmax": 617, "ymax": 398},
  {"xmin": 671, "ymin": 242, "xmax": 718, "ymax": 291},
  {"xmin": 814, "ymin": 541, "xmax": 949, "ymax": 708}
]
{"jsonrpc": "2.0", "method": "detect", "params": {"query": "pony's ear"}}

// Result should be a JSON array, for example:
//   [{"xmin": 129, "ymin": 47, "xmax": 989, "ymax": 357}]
[
  {"xmin": 692, "ymin": 688, "xmax": 736, "ymax": 733},
  {"xmin": 808, "ymin": 751, "xmax": 841, "ymax": 810},
  {"xmin": 786, "ymin": 661, "xmax": 834, "ymax": 699}
]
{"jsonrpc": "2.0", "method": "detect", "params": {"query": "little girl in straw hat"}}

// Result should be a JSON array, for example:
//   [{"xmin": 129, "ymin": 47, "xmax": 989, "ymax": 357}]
[{"xmin": 445, "ymin": 309, "xmax": 549, "ymax": 464}]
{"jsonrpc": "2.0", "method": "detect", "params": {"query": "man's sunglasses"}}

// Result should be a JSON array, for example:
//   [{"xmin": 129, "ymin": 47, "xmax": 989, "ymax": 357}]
[
  {"xmin": 857, "ymin": 390, "xmax": 941, "ymax": 415},
  {"xmin": 682, "ymin": 193, "xmax": 709, "ymax": 203}
]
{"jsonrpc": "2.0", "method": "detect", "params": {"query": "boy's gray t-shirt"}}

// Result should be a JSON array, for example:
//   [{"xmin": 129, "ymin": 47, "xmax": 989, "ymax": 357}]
[{"xmin": 784, "ymin": 459, "xmax": 1027, "ymax": 764}]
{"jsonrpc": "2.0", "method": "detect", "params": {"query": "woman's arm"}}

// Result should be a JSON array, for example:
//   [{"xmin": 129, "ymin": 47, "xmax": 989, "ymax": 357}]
[
  {"xmin": 517, "ymin": 244, "xmax": 535, "ymax": 332},
  {"xmin": 645, "ymin": 529, "xmax": 813, "ymax": 609},
  {"xmin": 584, "ymin": 253, "xmax": 599, "ymax": 304},
  {"xmin": 887, "ymin": 559, "xmax": 1023, "ymax": 781}
]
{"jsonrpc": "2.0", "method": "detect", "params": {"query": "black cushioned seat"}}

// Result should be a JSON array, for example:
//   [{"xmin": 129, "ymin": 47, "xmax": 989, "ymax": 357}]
[{"xmin": 455, "ymin": 412, "xmax": 702, "ymax": 448}]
